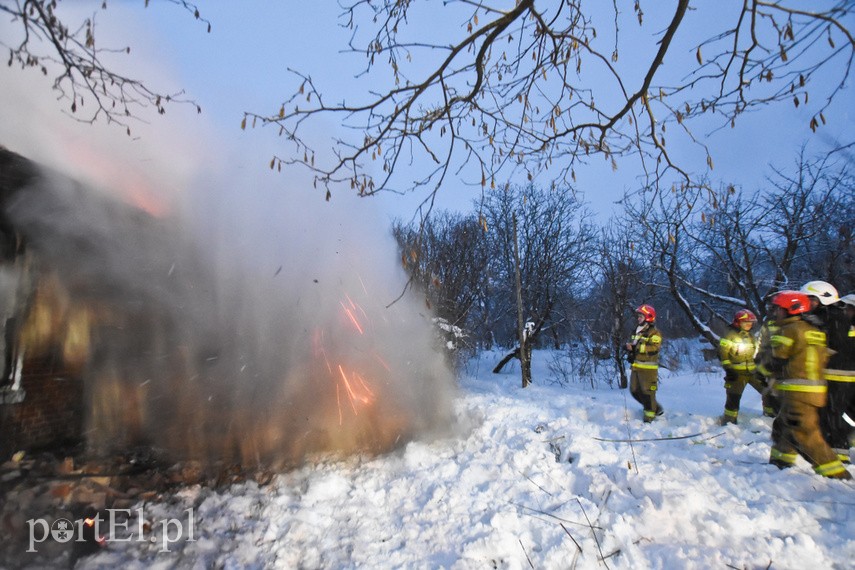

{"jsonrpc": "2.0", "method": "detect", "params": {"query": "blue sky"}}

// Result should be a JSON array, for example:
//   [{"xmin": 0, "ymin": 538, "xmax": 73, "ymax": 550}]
[{"xmin": 1, "ymin": 1, "xmax": 853, "ymax": 224}]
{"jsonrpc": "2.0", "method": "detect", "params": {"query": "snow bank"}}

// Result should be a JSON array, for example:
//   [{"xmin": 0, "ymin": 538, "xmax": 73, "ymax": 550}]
[{"xmin": 49, "ymin": 349, "xmax": 853, "ymax": 568}]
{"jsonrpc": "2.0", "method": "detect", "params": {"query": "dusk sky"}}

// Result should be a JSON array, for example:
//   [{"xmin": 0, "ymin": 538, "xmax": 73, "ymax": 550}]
[{"xmin": 1, "ymin": 1, "xmax": 853, "ymax": 223}]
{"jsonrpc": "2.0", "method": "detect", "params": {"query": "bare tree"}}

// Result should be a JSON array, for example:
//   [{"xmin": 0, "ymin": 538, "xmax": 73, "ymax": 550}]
[
  {"xmin": 483, "ymin": 184, "xmax": 594, "ymax": 378},
  {"xmin": 392, "ymin": 210, "xmax": 489, "ymax": 350},
  {"xmin": 627, "ymin": 149, "xmax": 853, "ymax": 345},
  {"xmin": 246, "ymin": 1, "xmax": 854, "ymax": 203},
  {"xmin": 589, "ymin": 221, "xmax": 643, "ymax": 388},
  {"xmin": 0, "ymin": 0, "xmax": 209, "ymax": 131},
  {"xmin": 759, "ymin": 152, "xmax": 854, "ymax": 292}
]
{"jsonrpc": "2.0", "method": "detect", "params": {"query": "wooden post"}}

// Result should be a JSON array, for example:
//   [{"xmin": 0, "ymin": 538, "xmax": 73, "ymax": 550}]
[{"xmin": 513, "ymin": 214, "xmax": 531, "ymax": 388}]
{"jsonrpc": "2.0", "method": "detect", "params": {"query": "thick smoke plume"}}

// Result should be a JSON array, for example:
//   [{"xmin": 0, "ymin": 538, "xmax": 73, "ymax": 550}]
[{"xmin": 0, "ymin": 150, "xmax": 457, "ymax": 467}]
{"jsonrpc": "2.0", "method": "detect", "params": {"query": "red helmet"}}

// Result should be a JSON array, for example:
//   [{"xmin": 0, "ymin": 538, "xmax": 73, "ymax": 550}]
[
  {"xmin": 635, "ymin": 304, "xmax": 656, "ymax": 322},
  {"xmin": 732, "ymin": 309, "xmax": 757, "ymax": 327},
  {"xmin": 771, "ymin": 291, "xmax": 810, "ymax": 316}
]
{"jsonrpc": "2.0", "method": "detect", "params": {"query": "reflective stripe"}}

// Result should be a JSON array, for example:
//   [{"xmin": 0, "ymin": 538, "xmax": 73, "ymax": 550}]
[
  {"xmin": 775, "ymin": 377, "xmax": 827, "ymax": 393},
  {"xmin": 631, "ymin": 362, "xmax": 659, "ymax": 370},
  {"xmin": 757, "ymin": 364, "xmax": 771, "ymax": 376},
  {"xmin": 724, "ymin": 409, "xmax": 738, "ymax": 418},
  {"xmin": 775, "ymin": 383, "xmax": 827, "ymax": 394},
  {"xmin": 804, "ymin": 330, "xmax": 826, "ymax": 345},
  {"xmin": 814, "ymin": 460, "xmax": 848, "ymax": 477},
  {"xmin": 770, "ymin": 448, "xmax": 797, "ymax": 464},
  {"xmin": 730, "ymin": 363, "xmax": 756, "ymax": 372},
  {"xmin": 771, "ymin": 335, "xmax": 793, "ymax": 347},
  {"xmin": 721, "ymin": 359, "xmax": 732, "ymax": 366},
  {"xmin": 763, "ymin": 406, "xmax": 776, "ymax": 416},
  {"xmin": 720, "ymin": 339, "xmax": 733, "ymax": 348},
  {"xmin": 644, "ymin": 410, "xmax": 656, "ymax": 418},
  {"xmin": 824, "ymin": 370, "xmax": 855, "ymax": 383}
]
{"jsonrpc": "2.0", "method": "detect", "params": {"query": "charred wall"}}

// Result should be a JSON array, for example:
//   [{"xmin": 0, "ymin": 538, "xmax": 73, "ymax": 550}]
[
  {"xmin": 0, "ymin": 374, "xmax": 84, "ymax": 458},
  {"xmin": 0, "ymin": 149, "xmax": 84, "ymax": 458},
  {"xmin": 0, "ymin": 147, "xmax": 458, "ymax": 467}
]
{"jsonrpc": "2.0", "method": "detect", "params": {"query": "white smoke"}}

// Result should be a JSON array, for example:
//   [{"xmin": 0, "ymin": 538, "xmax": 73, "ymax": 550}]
[
  {"xmin": 0, "ymin": 3, "xmax": 458, "ymax": 467},
  {"xmin": 2, "ymin": 144, "xmax": 458, "ymax": 467}
]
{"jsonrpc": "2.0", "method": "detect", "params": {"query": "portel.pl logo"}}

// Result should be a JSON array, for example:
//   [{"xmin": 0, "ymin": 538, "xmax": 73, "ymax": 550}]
[{"xmin": 27, "ymin": 508, "xmax": 196, "ymax": 553}]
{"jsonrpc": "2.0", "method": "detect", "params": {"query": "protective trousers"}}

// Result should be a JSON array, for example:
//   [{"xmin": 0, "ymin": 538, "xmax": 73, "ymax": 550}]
[
  {"xmin": 770, "ymin": 395, "xmax": 850, "ymax": 479},
  {"xmin": 724, "ymin": 372, "xmax": 779, "ymax": 421},
  {"xmin": 820, "ymin": 378, "xmax": 855, "ymax": 454},
  {"xmin": 630, "ymin": 368, "xmax": 660, "ymax": 422}
]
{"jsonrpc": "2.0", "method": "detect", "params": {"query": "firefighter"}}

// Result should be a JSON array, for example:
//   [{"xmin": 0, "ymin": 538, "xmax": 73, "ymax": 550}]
[
  {"xmin": 718, "ymin": 309, "xmax": 776, "ymax": 424},
  {"xmin": 801, "ymin": 281, "xmax": 855, "ymax": 464},
  {"xmin": 625, "ymin": 304, "xmax": 663, "ymax": 423},
  {"xmin": 754, "ymin": 298, "xmax": 781, "ymax": 418},
  {"xmin": 767, "ymin": 290, "xmax": 851, "ymax": 479},
  {"xmin": 838, "ymin": 294, "xmax": 855, "ymax": 458}
]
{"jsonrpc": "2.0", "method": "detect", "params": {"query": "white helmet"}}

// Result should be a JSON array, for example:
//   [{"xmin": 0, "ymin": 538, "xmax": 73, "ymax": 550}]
[
  {"xmin": 800, "ymin": 280, "xmax": 840, "ymax": 306},
  {"xmin": 840, "ymin": 293, "xmax": 855, "ymax": 307}
]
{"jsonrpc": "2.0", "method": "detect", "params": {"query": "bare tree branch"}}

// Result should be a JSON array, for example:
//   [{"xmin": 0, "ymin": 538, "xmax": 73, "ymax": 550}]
[
  {"xmin": 245, "ymin": 0, "xmax": 852, "ymax": 205},
  {"xmin": 0, "ymin": 0, "xmax": 210, "ymax": 132}
]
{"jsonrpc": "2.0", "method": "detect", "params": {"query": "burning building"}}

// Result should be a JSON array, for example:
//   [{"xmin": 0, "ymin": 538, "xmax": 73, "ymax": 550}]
[{"xmin": 0, "ymin": 148, "xmax": 457, "ymax": 468}]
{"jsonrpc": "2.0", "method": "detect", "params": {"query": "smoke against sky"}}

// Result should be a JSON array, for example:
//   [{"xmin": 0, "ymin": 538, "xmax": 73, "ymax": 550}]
[
  {"xmin": 0, "ymin": 2, "xmax": 463, "ymax": 465},
  {"xmin": 2, "ymin": 142, "xmax": 458, "ymax": 466}
]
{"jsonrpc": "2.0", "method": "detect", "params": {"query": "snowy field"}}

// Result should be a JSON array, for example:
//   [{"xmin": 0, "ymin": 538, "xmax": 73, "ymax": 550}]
[{"xmin": 75, "ymin": 347, "xmax": 854, "ymax": 569}]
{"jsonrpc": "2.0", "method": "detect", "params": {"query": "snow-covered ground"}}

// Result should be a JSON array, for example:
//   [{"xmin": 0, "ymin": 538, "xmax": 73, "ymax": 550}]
[{"xmin": 77, "ymin": 347, "xmax": 854, "ymax": 569}]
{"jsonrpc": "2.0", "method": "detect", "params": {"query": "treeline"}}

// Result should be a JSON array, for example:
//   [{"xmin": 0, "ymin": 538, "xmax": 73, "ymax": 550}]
[{"xmin": 393, "ymin": 151, "xmax": 854, "ymax": 380}]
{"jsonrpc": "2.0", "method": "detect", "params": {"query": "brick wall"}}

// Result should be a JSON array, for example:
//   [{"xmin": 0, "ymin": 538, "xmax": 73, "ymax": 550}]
[{"xmin": 0, "ymin": 364, "xmax": 84, "ymax": 459}]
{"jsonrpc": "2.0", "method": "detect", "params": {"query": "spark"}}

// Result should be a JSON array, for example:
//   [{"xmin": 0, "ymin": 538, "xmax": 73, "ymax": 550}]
[
  {"xmin": 313, "ymin": 329, "xmax": 335, "ymax": 373},
  {"xmin": 340, "ymin": 298, "xmax": 365, "ymax": 334},
  {"xmin": 356, "ymin": 273, "xmax": 369, "ymax": 295},
  {"xmin": 374, "ymin": 352, "xmax": 392, "ymax": 372},
  {"xmin": 336, "ymin": 383, "xmax": 344, "ymax": 425},
  {"xmin": 337, "ymin": 364, "xmax": 375, "ymax": 416}
]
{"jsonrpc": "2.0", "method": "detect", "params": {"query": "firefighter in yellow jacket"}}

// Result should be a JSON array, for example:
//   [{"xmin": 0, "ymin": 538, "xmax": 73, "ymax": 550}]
[
  {"xmin": 625, "ymin": 304, "xmax": 663, "ymax": 423},
  {"xmin": 719, "ymin": 309, "xmax": 777, "ymax": 424},
  {"xmin": 754, "ymin": 297, "xmax": 782, "ymax": 418},
  {"xmin": 767, "ymin": 291, "xmax": 851, "ymax": 479}
]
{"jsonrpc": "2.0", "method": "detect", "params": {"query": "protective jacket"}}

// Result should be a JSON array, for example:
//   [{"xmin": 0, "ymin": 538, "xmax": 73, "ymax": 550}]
[
  {"xmin": 824, "ymin": 305, "xmax": 855, "ymax": 381},
  {"xmin": 628, "ymin": 323, "xmax": 663, "ymax": 422},
  {"xmin": 719, "ymin": 327, "xmax": 758, "ymax": 376},
  {"xmin": 629, "ymin": 323, "xmax": 662, "ymax": 370},
  {"xmin": 755, "ymin": 319, "xmax": 780, "ymax": 379},
  {"xmin": 768, "ymin": 314, "xmax": 849, "ymax": 479},
  {"xmin": 719, "ymin": 325, "xmax": 773, "ymax": 422},
  {"xmin": 817, "ymin": 305, "xmax": 855, "ymax": 455},
  {"xmin": 769, "ymin": 315, "xmax": 829, "ymax": 404}
]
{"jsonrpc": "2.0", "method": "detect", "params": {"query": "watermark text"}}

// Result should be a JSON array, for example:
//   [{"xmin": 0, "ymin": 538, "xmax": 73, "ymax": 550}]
[{"xmin": 27, "ymin": 507, "xmax": 196, "ymax": 553}]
